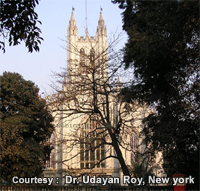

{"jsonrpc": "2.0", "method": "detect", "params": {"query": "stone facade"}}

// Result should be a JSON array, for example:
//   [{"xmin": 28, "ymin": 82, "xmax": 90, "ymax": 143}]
[{"xmin": 43, "ymin": 10, "xmax": 164, "ymax": 186}]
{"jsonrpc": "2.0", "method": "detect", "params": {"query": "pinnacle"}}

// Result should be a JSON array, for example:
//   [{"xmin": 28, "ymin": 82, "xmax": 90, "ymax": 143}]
[
  {"xmin": 99, "ymin": 12, "xmax": 103, "ymax": 21},
  {"xmin": 70, "ymin": 11, "xmax": 75, "ymax": 21}
]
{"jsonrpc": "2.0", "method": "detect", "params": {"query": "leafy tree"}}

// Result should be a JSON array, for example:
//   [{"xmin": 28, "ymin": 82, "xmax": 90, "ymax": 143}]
[
  {"xmin": 130, "ymin": 151, "xmax": 158, "ymax": 186},
  {"xmin": 0, "ymin": 0, "xmax": 43, "ymax": 53},
  {"xmin": 0, "ymin": 72, "xmax": 54, "ymax": 183},
  {"xmin": 112, "ymin": 0, "xmax": 199, "ymax": 187}
]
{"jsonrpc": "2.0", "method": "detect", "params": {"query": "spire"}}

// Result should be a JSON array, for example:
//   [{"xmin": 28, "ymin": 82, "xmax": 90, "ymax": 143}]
[
  {"xmin": 98, "ymin": 9, "xmax": 104, "ymax": 27},
  {"xmin": 97, "ymin": 8, "xmax": 106, "ymax": 37},
  {"xmin": 99, "ymin": 7, "xmax": 103, "ymax": 21},
  {"xmin": 69, "ymin": 7, "xmax": 78, "ymax": 36},
  {"xmin": 69, "ymin": 8, "xmax": 76, "ymax": 26},
  {"xmin": 70, "ymin": 11, "xmax": 75, "ymax": 21}
]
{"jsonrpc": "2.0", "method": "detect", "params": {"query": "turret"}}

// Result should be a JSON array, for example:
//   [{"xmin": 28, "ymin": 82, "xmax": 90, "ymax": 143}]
[
  {"xmin": 96, "ymin": 10, "xmax": 107, "ymax": 57},
  {"xmin": 96, "ymin": 11, "xmax": 107, "ymax": 37},
  {"xmin": 67, "ymin": 9, "xmax": 78, "ymax": 89},
  {"xmin": 68, "ymin": 11, "xmax": 78, "ymax": 36}
]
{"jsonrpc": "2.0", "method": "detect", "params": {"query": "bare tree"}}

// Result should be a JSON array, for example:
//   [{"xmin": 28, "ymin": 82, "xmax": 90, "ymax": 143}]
[{"xmin": 45, "ymin": 35, "xmax": 150, "ymax": 185}]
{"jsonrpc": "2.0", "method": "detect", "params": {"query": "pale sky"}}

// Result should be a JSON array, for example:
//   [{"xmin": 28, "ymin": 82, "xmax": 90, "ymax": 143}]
[{"xmin": 0, "ymin": 0, "xmax": 127, "ymax": 96}]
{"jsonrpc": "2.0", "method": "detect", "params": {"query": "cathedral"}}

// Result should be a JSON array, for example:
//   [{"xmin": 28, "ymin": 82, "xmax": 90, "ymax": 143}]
[{"xmin": 44, "ymin": 9, "xmax": 164, "ymax": 186}]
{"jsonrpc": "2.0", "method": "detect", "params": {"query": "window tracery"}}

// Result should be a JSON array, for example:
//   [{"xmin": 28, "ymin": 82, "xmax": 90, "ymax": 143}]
[
  {"xmin": 80, "ymin": 117, "xmax": 105, "ymax": 169},
  {"xmin": 80, "ymin": 48, "xmax": 85, "ymax": 70}
]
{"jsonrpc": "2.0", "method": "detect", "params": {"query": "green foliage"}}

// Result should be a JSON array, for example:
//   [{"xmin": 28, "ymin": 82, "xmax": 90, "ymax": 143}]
[
  {"xmin": 0, "ymin": 0, "xmax": 43, "ymax": 53},
  {"xmin": 130, "ymin": 151, "xmax": 157, "ymax": 185},
  {"xmin": 0, "ymin": 72, "xmax": 54, "ymax": 182},
  {"xmin": 113, "ymin": 0, "xmax": 199, "ymax": 186}
]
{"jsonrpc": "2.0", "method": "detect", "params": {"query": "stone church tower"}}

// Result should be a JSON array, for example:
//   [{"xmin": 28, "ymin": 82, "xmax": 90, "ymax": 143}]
[
  {"xmin": 44, "ymin": 9, "xmax": 164, "ymax": 186},
  {"xmin": 44, "ymin": 10, "xmax": 124, "ymax": 185},
  {"xmin": 66, "ymin": 10, "xmax": 107, "ymax": 89}
]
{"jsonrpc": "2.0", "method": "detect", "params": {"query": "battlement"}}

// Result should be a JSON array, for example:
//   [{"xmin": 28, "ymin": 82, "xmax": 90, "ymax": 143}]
[
  {"xmin": 90, "ymin": 36, "xmax": 95, "ymax": 41},
  {"xmin": 79, "ymin": 36, "xmax": 84, "ymax": 41},
  {"xmin": 78, "ymin": 36, "xmax": 96, "ymax": 42}
]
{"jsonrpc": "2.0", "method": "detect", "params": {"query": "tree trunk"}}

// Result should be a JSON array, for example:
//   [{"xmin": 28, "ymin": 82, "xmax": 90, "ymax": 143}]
[{"xmin": 107, "ymin": 125, "xmax": 133, "ymax": 186}]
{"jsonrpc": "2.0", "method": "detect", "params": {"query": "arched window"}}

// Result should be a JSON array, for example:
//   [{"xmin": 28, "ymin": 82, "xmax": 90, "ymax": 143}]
[
  {"xmin": 90, "ymin": 48, "xmax": 95, "ymax": 62},
  {"xmin": 80, "ymin": 48, "xmax": 85, "ymax": 68},
  {"xmin": 80, "ymin": 117, "xmax": 105, "ymax": 169}
]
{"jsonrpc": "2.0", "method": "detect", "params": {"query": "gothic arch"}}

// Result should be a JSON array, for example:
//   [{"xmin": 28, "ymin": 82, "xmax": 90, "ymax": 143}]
[
  {"xmin": 80, "ymin": 115, "xmax": 105, "ymax": 169},
  {"xmin": 79, "ymin": 48, "xmax": 85, "ymax": 71},
  {"xmin": 90, "ymin": 48, "xmax": 95, "ymax": 62}
]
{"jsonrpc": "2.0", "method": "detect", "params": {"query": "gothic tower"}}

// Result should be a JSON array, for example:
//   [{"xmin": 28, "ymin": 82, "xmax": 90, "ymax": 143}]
[
  {"xmin": 44, "ymin": 9, "xmax": 165, "ymax": 186},
  {"xmin": 66, "ymin": 10, "xmax": 107, "ymax": 89}
]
